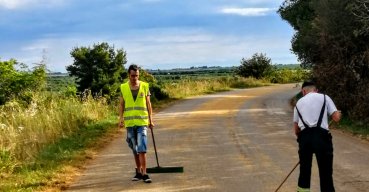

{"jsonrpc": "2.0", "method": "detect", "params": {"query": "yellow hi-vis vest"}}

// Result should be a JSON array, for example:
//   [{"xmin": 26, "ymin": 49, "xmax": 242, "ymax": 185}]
[{"xmin": 121, "ymin": 81, "xmax": 149, "ymax": 128}]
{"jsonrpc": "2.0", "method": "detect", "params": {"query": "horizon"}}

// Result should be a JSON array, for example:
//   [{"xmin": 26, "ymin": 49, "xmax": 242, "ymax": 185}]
[{"xmin": 46, "ymin": 63, "xmax": 300, "ymax": 74}]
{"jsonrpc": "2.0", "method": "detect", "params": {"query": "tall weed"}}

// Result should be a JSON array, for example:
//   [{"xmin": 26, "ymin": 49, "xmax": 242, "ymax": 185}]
[
  {"xmin": 162, "ymin": 76, "xmax": 270, "ymax": 98},
  {"xmin": 0, "ymin": 92, "xmax": 110, "ymax": 167}
]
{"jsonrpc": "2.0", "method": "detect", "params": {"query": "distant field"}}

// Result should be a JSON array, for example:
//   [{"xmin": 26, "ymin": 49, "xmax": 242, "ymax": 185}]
[{"xmin": 46, "ymin": 64, "xmax": 303, "ymax": 91}]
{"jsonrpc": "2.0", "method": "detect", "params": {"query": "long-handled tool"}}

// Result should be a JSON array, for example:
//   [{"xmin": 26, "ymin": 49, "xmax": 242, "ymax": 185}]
[
  {"xmin": 274, "ymin": 161, "xmax": 300, "ymax": 192},
  {"xmin": 146, "ymin": 128, "xmax": 184, "ymax": 173}
]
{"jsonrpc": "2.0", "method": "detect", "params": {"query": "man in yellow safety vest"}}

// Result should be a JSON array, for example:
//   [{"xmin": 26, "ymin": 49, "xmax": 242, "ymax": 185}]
[{"xmin": 119, "ymin": 64, "xmax": 154, "ymax": 183}]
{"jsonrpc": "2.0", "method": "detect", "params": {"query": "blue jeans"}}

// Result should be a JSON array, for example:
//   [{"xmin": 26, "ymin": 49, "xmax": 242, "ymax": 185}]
[{"xmin": 126, "ymin": 126, "xmax": 148, "ymax": 154}]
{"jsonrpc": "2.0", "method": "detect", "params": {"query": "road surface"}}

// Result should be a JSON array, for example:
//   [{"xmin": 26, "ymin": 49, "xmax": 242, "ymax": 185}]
[{"xmin": 66, "ymin": 84, "xmax": 369, "ymax": 192}]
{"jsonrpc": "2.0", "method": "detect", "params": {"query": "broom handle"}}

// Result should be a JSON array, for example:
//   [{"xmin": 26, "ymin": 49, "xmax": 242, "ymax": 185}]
[
  {"xmin": 150, "ymin": 128, "xmax": 161, "ymax": 167},
  {"xmin": 275, "ymin": 161, "xmax": 300, "ymax": 192}
]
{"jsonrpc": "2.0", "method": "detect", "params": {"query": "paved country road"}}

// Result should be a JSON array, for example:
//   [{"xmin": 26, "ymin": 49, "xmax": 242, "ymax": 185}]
[{"xmin": 66, "ymin": 84, "xmax": 369, "ymax": 192}]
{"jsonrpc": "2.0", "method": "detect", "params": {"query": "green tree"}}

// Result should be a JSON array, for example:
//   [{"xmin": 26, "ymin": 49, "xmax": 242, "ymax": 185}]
[
  {"xmin": 236, "ymin": 53, "xmax": 274, "ymax": 79},
  {"xmin": 278, "ymin": 0, "xmax": 369, "ymax": 122},
  {"xmin": 278, "ymin": 0, "xmax": 318, "ymax": 68},
  {"xmin": 351, "ymin": 0, "xmax": 369, "ymax": 35},
  {"xmin": 66, "ymin": 42, "xmax": 127, "ymax": 98},
  {"xmin": 0, "ymin": 59, "xmax": 46, "ymax": 105}
]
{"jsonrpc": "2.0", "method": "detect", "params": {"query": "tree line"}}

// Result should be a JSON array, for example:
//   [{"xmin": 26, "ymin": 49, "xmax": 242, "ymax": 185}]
[{"xmin": 278, "ymin": 0, "xmax": 369, "ymax": 123}]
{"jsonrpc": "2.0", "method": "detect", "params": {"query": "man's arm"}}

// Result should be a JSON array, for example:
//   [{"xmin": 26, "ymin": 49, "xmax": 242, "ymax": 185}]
[
  {"xmin": 294, "ymin": 122, "xmax": 300, "ymax": 136},
  {"xmin": 146, "ymin": 95, "xmax": 154, "ymax": 129},
  {"xmin": 331, "ymin": 110, "xmax": 342, "ymax": 123},
  {"xmin": 119, "ymin": 96, "xmax": 125, "ymax": 128},
  {"xmin": 327, "ymin": 96, "xmax": 341, "ymax": 123},
  {"xmin": 293, "ymin": 107, "xmax": 300, "ymax": 136}
]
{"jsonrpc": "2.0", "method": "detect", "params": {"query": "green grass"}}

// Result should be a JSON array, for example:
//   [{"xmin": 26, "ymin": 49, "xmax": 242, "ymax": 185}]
[
  {"xmin": 0, "ymin": 91, "xmax": 115, "ymax": 191},
  {"xmin": 0, "ymin": 92, "xmax": 110, "ymax": 161},
  {"xmin": 162, "ymin": 76, "xmax": 271, "ymax": 99},
  {"xmin": 0, "ymin": 117, "xmax": 119, "ymax": 191},
  {"xmin": 335, "ymin": 117, "xmax": 369, "ymax": 139}
]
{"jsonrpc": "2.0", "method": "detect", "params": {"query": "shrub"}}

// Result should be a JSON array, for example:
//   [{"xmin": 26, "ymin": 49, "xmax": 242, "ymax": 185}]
[
  {"xmin": 237, "ymin": 53, "xmax": 274, "ymax": 79},
  {"xmin": 0, "ymin": 59, "xmax": 46, "ymax": 105}
]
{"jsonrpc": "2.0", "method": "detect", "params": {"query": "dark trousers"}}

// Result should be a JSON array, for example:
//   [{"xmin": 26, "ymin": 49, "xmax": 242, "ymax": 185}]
[{"xmin": 297, "ymin": 128, "xmax": 335, "ymax": 192}]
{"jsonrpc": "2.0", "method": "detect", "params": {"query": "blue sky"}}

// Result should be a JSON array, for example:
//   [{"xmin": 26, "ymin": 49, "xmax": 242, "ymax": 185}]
[{"xmin": 0, "ymin": 0, "xmax": 297, "ymax": 72}]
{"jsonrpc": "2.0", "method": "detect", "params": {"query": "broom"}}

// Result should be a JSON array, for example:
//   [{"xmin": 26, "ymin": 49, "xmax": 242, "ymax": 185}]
[{"xmin": 146, "ymin": 128, "xmax": 184, "ymax": 173}]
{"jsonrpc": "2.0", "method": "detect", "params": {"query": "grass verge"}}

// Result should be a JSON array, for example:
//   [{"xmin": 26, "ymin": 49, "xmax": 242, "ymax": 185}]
[
  {"xmin": 162, "ymin": 76, "xmax": 271, "ymax": 99},
  {"xmin": 0, "ymin": 117, "xmax": 120, "ymax": 192},
  {"xmin": 333, "ymin": 117, "xmax": 369, "ymax": 140}
]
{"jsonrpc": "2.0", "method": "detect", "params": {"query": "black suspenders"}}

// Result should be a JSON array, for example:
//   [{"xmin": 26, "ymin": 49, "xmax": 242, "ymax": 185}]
[{"xmin": 296, "ymin": 94, "xmax": 326, "ymax": 129}]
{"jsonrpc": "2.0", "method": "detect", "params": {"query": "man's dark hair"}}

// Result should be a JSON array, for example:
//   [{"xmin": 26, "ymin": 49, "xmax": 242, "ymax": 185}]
[
  {"xmin": 128, "ymin": 64, "xmax": 139, "ymax": 74},
  {"xmin": 302, "ymin": 80, "xmax": 316, "ymax": 88}
]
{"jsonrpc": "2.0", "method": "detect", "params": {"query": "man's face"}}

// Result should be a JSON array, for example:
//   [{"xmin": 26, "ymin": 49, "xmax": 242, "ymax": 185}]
[{"xmin": 129, "ymin": 70, "xmax": 139, "ymax": 83}]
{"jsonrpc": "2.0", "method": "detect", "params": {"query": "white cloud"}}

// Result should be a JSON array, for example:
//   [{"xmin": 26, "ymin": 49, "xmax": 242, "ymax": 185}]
[
  {"xmin": 0, "ymin": 0, "xmax": 20, "ymax": 9},
  {"xmin": 114, "ymin": 28, "xmax": 296, "ymax": 69},
  {"xmin": 0, "ymin": 0, "xmax": 65, "ymax": 9},
  {"xmin": 220, "ymin": 7, "xmax": 276, "ymax": 16},
  {"xmin": 3, "ymin": 27, "xmax": 296, "ymax": 72},
  {"xmin": 16, "ymin": 35, "xmax": 108, "ymax": 72}
]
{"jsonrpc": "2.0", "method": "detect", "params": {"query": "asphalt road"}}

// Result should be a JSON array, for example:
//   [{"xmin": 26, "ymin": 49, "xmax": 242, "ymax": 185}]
[{"xmin": 66, "ymin": 84, "xmax": 369, "ymax": 192}]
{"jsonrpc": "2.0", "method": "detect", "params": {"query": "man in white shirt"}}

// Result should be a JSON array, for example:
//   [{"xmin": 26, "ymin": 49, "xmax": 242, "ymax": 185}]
[{"xmin": 293, "ymin": 81, "xmax": 341, "ymax": 192}]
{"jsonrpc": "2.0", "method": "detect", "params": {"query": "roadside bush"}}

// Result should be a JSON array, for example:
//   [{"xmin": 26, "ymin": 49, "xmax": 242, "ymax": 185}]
[
  {"xmin": 268, "ymin": 68, "xmax": 310, "ymax": 83},
  {"xmin": 0, "ymin": 59, "xmax": 46, "ymax": 105},
  {"xmin": 62, "ymin": 85, "xmax": 78, "ymax": 97},
  {"xmin": 229, "ymin": 76, "xmax": 270, "ymax": 88},
  {"xmin": 150, "ymin": 83, "xmax": 169, "ymax": 102}
]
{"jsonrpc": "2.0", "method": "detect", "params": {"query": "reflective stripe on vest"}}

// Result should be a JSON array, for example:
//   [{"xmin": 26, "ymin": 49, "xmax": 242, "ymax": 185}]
[
  {"xmin": 121, "ymin": 82, "xmax": 149, "ymax": 127},
  {"xmin": 124, "ymin": 107, "xmax": 148, "ymax": 112},
  {"xmin": 125, "ymin": 116, "xmax": 148, "ymax": 120}
]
